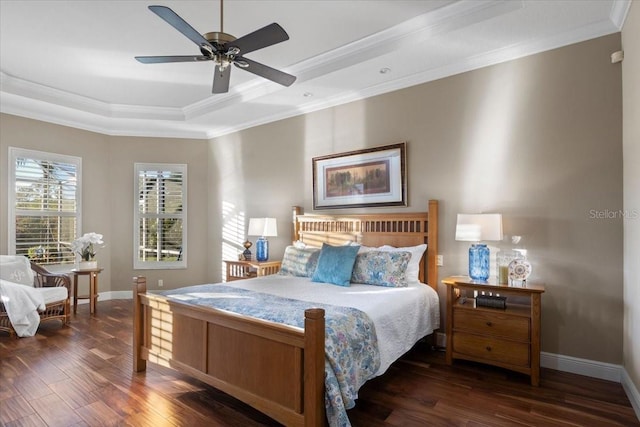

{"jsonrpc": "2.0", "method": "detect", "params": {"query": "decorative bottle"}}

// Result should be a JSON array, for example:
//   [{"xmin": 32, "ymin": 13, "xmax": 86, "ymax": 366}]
[{"xmin": 496, "ymin": 236, "xmax": 526, "ymax": 284}]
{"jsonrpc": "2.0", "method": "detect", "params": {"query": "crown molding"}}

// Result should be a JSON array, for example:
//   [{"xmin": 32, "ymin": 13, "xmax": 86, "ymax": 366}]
[
  {"xmin": 0, "ymin": 71, "xmax": 185, "ymax": 121},
  {"xmin": 0, "ymin": 91, "xmax": 209, "ymax": 139},
  {"xmin": 202, "ymin": 11, "xmax": 622, "ymax": 139},
  {"xmin": 610, "ymin": 0, "xmax": 632, "ymax": 29}
]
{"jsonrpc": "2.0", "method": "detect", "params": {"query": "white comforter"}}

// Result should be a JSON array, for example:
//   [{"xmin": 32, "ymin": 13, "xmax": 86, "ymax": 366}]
[
  {"xmin": 0, "ymin": 279, "xmax": 45, "ymax": 337},
  {"xmin": 227, "ymin": 275, "xmax": 440, "ymax": 376}
]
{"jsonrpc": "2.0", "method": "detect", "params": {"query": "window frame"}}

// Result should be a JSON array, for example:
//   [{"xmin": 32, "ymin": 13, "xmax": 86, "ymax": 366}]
[
  {"xmin": 134, "ymin": 162, "xmax": 187, "ymax": 270},
  {"xmin": 8, "ymin": 147, "xmax": 82, "ymax": 266}
]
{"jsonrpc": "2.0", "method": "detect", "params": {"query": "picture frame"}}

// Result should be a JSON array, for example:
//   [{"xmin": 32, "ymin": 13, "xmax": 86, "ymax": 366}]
[{"xmin": 312, "ymin": 142, "xmax": 407, "ymax": 209}]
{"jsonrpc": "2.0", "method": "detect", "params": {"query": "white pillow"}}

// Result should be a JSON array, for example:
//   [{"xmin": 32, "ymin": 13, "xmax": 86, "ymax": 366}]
[
  {"xmin": 379, "ymin": 244, "xmax": 427, "ymax": 284},
  {"xmin": 0, "ymin": 255, "xmax": 35, "ymax": 287}
]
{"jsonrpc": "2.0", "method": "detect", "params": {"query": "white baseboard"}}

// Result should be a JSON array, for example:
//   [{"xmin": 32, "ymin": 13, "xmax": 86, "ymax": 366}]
[
  {"xmin": 540, "ymin": 351, "xmax": 640, "ymax": 419},
  {"xmin": 622, "ymin": 368, "xmax": 640, "ymax": 421},
  {"xmin": 540, "ymin": 351, "xmax": 622, "ymax": 382},
  {"xmin": 75, "ymin": 290, "xmax": 132, "ymax": 305}
]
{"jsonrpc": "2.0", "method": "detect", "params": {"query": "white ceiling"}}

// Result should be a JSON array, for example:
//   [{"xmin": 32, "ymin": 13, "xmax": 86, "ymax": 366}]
[{"xmin": 0, "ymin": 0, "xmax": 631, "ymax": 139}]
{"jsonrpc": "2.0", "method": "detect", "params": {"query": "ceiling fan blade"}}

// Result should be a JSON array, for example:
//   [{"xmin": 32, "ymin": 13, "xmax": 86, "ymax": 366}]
[
  {"xmin": 136, "ymin": 55, "xmax": 210, "ymax": 64},
  {"xmin": 212, "ymin": 65, "xmax": 231, "ymax": 93},
  {"xmin": 148, "ymin": 5, "xmax": 216, "ymax": 53},
  {"xmin": 227, "ymin": 23, "xmax": 289, "ymax": 55},
  {"xmin": 235, "ymin": 57, "xmax": 296, "ymax": 87}
]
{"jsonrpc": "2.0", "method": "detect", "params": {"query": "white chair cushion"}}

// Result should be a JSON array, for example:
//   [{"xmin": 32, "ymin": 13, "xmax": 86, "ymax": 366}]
[
  {"xmin": 0, "ymin": 255, "xmax": 34, "ymax": 287},
  {"xmin": 38, "ymin": 286, "xmax": 68, "ymax": 305}
]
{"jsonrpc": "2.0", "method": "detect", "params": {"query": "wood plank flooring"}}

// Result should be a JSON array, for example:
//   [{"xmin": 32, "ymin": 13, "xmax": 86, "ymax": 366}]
[{"xmin": 1, "ymin": 300, "xmax": 638, "ymax": 426}]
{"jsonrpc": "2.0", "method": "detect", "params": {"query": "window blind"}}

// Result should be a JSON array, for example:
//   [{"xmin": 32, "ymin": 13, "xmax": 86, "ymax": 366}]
[
  {"xmin": 10, "ymin": 148, "xmax": 81, "ymax": 265},
  {"xmin": 134, "ymin": 164, "xmax": 187, "ymax": 269}
]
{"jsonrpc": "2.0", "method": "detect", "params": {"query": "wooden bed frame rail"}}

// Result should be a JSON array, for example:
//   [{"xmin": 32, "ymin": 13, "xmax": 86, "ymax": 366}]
[{"xmin": 133, "ymin": 277, "xmax": 325, "ymax": 426}]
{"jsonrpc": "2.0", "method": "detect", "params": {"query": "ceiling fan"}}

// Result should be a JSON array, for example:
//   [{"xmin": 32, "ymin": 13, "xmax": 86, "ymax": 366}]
[{"xmin": 135, "ymin": 2, "xmax": 296, "ymax": 94}]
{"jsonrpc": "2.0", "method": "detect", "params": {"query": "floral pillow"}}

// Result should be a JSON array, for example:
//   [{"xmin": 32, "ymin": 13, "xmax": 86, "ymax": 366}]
[
  {"xmin": 379, "ymin": 244, "xmax": 427, "ymax": 284},
  {"xmin": 351, "ymin": 251, "xmax": 411, "ymax": 287},
  {"xmin": 278, "ymin": 245, "xmax": 320, "ymax": 277}
]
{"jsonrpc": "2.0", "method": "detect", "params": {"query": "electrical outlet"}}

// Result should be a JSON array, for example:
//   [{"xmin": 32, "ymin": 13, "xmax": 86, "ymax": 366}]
[
  {"xmin": 436, "ymin": 255, "xmax": 444, "ymax": 266},
  {"xmin": 158, "ymin": 279, "xmax": 163, "ymax": 287}
]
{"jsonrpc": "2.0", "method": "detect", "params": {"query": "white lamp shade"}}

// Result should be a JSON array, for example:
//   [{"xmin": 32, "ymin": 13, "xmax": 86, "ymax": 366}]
[
  {"xmin": 248, "ymin": 218, "xmax": 278, "ymax": 237},
  {"xmin": 455, "ymin": 213, "xmax": 503, "ymax": 242}
]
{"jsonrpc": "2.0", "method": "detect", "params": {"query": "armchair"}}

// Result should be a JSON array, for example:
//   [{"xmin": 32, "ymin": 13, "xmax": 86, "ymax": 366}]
[{"xmin": 0, "ymin": 256, "xmax": 71, "ymax": 337}]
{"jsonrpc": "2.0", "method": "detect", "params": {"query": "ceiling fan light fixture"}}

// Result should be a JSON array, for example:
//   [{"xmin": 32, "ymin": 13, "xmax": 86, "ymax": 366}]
[
  {"xmin": 235, "ymin": 60, "xmax": 249, "ymax": 68},
  {"xmin": 216, "ymin": 55, "xmax": 233, "ymax": 70}
]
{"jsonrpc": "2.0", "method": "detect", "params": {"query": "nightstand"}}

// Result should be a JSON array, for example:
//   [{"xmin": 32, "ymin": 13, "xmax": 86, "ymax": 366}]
[
  {"xmin": 442, "ymin": 275, "xmax": 545, "ymax": 386},
  {"xmin": 225, "ymin": 260, "xmax": 281, "ymax": 282}
]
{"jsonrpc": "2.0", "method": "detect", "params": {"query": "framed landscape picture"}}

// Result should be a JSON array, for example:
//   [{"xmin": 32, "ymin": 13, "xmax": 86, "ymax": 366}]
[{"xmin": 312, "ymin": 142, "xmax": 407, "ymax": 209}]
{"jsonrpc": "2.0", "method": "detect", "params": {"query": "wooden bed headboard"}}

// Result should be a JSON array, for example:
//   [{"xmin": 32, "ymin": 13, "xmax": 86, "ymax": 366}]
[{"xmin": 292, "ymin": 200, "xmax": 439, "ymax": 289}]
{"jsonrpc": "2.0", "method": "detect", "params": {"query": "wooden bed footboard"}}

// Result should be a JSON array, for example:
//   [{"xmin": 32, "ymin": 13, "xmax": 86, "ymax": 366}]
[{"xmin": 133, "ymin": 277, "xmax": 326, "ymax": 427}]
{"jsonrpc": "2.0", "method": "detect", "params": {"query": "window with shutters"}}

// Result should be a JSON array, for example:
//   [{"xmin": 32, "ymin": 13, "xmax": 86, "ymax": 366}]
[
  {"xmin": 8, "ymin": 147, "xmax": 82, "ymax": 266},
  {"xmin": 134, "ymin": 163, "xmax": 187, "ymax": 269}
]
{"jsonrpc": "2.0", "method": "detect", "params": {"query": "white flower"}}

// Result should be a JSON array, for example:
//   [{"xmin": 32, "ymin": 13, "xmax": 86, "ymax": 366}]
[{"xmin": 72, "ymin": 232, "xmax": 105, "ymax": 261}]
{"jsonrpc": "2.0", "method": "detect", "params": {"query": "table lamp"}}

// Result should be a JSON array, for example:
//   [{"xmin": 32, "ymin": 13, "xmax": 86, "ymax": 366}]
[
  {"xmin": 455, "ymin": 213, "xmax": 503, "ymax": 281},
  {"xmin": 248, "ymin": 218, "xmax": 278, "ymax": 262}
]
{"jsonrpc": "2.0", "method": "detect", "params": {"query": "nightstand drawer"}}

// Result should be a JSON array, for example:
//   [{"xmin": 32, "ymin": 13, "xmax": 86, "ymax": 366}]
[
  {"xmin": 454, "ymin": 309, "xmax": 529, "ymax": 342},
  {"xmin": 453, "ymin": 332, "xmax": 530, "ymax": 367}
]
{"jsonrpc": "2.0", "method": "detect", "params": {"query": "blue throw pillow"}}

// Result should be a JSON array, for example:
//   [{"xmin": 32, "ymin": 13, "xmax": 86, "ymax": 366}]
[{"xmin": 311, "ymin": 243, "xmax": 360, "ymax": 286}]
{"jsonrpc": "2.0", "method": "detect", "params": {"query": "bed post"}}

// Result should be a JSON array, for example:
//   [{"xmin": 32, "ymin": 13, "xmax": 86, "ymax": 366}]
[
  {"xmin": 303, "ymin": 308, "xmax": 325, "ymax": 427},
  {"xmin": 427, "ymin": 199, "xmax": 439, "ymax": 288},
  {"xmin": 133, "ymin": 276, "xmax": 147, "ymax": 373},
  {"xmin": 293, "ymin": 206, "xmax": 302, "ymax": 242}
]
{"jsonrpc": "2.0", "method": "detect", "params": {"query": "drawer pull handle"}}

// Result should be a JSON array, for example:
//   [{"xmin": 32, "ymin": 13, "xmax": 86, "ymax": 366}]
[
  {"xmin": 486, "ymin": 321, "xmax": 493, "ymax": 327},
  {"xmin": 486, "ymin": 346, "xmax": 492, "ymax": 352}
]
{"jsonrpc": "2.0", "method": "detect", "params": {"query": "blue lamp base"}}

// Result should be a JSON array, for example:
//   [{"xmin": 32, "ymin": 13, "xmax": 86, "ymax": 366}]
[
  {"xmin": 256, "ymin": 237, "xmax": 269, "ymax": 262},
  {"xmin": 469, "ymin": 243, "xmax": 490, "ymax": 281}
]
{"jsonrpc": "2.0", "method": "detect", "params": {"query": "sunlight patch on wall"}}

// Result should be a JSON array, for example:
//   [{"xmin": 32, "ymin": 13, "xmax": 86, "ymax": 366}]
[
  {"xmin": 221, "ymin": 201, "xmax": 246, "ymax": 281},
  {"xmin": 460, "ymin": 65, "xmax": 521, "ymax": 212}
]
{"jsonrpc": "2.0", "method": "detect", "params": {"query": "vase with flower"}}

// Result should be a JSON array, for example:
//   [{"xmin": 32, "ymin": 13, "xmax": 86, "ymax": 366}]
[{"xmin": 72, "ymin": 232, "xmax": 104, "ymax": 270}]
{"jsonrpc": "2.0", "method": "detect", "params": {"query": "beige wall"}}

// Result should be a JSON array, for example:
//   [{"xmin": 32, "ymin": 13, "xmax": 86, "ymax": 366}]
[
  {"xmin": 622, "ymin": 2, "xmax": 640, "ymax": 393},
  {"xmin": 0, "ymin": 117, "xmax": 113, "ymax": 289},
  {"xmin": 106, "ymin": 136, "xmax": 210, "ymax": 291},
  {"xmin": 0, "ymin": 33, "xmax": 628, "ymax": 367},
  {"xmin": 0, "ymin": 116, "xmax": 211, "ymax": 293},
  {"xmin": 210, "ymin": 34, "xmax": 624, "ymax": 363}
]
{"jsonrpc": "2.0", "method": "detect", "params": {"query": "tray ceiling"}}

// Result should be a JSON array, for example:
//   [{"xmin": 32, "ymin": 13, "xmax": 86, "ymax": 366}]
[{"xmin": 0, "ymin": 0, "xmax": 630, "ymax": 139}]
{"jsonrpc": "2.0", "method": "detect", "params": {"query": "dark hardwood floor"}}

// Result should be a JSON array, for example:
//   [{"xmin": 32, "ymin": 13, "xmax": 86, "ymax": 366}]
[{"xmin": 1, "ymin": 300, "xmax": 638, "ymax": 426}]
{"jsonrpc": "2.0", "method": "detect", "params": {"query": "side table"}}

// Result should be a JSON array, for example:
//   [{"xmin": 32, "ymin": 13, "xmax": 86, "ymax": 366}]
[
  {"xmin": 71, "ymin": 267, "xmax": 103, "ymax": 315},
  {"xmin": 442, "ymin": 275, "xmax": 545, "ymax": 386}
]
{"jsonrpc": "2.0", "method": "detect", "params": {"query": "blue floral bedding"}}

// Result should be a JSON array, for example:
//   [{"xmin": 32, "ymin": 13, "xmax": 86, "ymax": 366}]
[{"xmin": 162, "ymin": 284, "xmax": 380, "ymax": 427}]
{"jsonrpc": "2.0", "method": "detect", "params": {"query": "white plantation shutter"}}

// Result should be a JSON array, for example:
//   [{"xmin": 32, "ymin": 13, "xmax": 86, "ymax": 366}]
[
  {"xmin": 9, "ymin": 147, "xmax": 82, "ymax": 266},
  {"xmin": 134, "ymin": 163, "xmax": 187, "ymax": 269}
]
